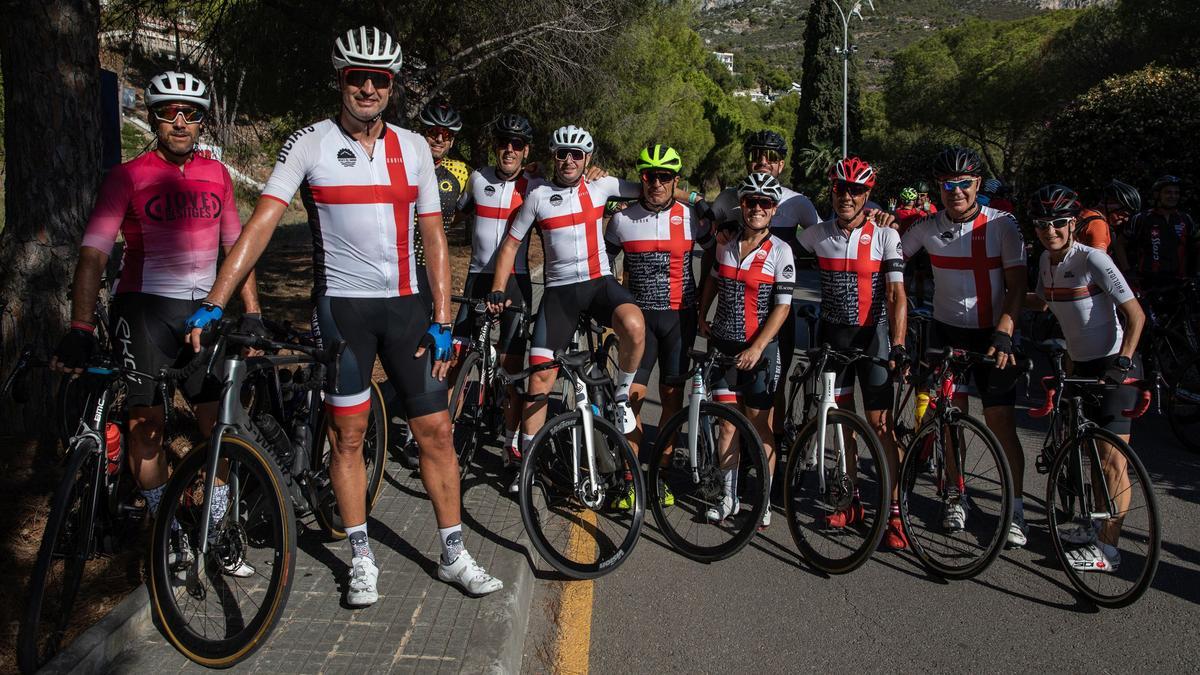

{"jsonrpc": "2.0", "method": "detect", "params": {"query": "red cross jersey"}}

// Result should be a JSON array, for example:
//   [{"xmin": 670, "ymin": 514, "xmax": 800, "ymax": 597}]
[
  {"xmin": 901, "ymin": 205, "xmax": 1026, "ymax": 329},
  {"xmin": 261, "ymin": 119, "xmax": 441, "ymax": 298},
  {"xmin": 458, "ymin": 168, "xmax": 541, "ymax": 274},
  {"xmin": 604, "ymin": 201, "xmax": 714, "ymax": 310},
  {"xmin": 507, "ymin": 176, "xmax": 641, "ymax": 287},
  {"xmin": 82, "ymin": 151, "xmax": 242, "ymax": 301},
  {"xmin": 797, "ymin": 218, "xmax": 904, "ymax": 327},
  {"xmin": 710, "ymin": 234, "xmax": 797, "ymax": 343}
]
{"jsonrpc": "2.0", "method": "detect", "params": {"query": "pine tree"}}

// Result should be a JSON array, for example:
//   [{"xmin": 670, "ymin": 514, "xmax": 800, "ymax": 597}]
[{"xmin": 792, "ymin": 0, "xmax": 864, "ymax": 186}]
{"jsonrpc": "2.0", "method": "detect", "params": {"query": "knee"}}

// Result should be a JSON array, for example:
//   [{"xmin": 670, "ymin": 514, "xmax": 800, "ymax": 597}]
[
  {"xmin": 618, "ymin": 314, "xmax": 645, "ymax": 345},
  {"xmin": 413, "ymin": 414, "xmax": 453, "ymax": 457},
  {"xmin": 127, "ymin": 415, "xmax": 164, "ymax": 449},
  {"xmin": 530, "ymin": 370, "xmax": 556, "ymax": 393}
]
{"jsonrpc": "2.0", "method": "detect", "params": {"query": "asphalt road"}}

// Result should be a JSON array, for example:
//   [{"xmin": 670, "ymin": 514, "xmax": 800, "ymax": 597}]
[{"xmin": 525, "ymin": 268, "xmax": 1200, "ymax": 673}]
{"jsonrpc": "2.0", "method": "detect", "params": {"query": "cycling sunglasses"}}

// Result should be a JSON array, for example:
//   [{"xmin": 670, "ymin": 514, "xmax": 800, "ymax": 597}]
[
  {"xmin": 342, "ymin": 68, "xmax": 393, "ymax": 90},
  {"xmin": 747, "ymin": 149, "xmax": 784, "ymax": 164},
  {"xmin": 495, "ymin": 136, "xmax": 528, "ymax": 151},
  {"xmin": 833, "ymin": 180, "xmax": 870, "ymax": 196},
  {"xmin": 640, "ymin": 170, "xmax": 677, "ymax": 185},
  {"xmin": 740, "ymin": 195, "xmax": 777, "ymax": 211},
  {"xmin": 152, "ymin": 103, "xmax": 205, "ymax": 124},
  {"xmin": 1033, "ymin": 217, "xmax": 1075, "ymax": 231},
  {"xmin": 941, "ymin": 178, "xmax": 977, "ymax": 192},
  {"xmin": 555, "ymin": 148, "xmax": 586, "ymax": 161},
  {"xmin": 424, "ymin": 126, "xmax": 455, "ymax": 142}
]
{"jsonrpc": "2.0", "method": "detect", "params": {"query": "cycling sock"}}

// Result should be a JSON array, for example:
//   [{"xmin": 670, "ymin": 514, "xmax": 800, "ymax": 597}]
[
  {"xmin": 439, "ymin": 524, "xmax": 464, "ymax": 565},
  {"xmin": 890, "ymin": 503, "xmax": 901, "ymax": 516},
  {"xmin": 142, "ymin": 485, "xmax": 166, "ymax": 517},
  {"xmin": 615, "ymin": 369, "xmax": 636, "ymax": 399},
  {"xmin": 346, "ymin": 523, "xmax": 374, "ymax": 563},
  {"xmin": 520, "ymin": 433, "xmax": 534, "ymax": 456},
  {"xmin": 721, "ymin": 468, "xmax": 737, "ymax": 500}
]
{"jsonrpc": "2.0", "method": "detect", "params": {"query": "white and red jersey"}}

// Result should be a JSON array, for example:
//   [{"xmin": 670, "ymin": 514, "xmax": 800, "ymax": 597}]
[
  {"xmin": 604, "ymin": 200, "xmax": 714, "ymax": 310},
  {"xmin": 506, "ymin": 176, "xmax": 640, "ymax": 287},
  {"xmin": 901, "ymin": 205, "xmax": 1026, "ymax": 329},
  {"xmin": 261, "ymin": 119, "xmax": 441, "ymax": 298},
  {"xmin": 458, "ymin": 167, "xmax": 540, "ymax": 274},
  {"xmin": 709, "ymin": 185, "xmax": 820, "ymax": 246},
  {"xmin": 1037, "ymin": 242, "xmax": 1134, "ymax": 362},
  {"xmin": 82, "ymin": 151, "xmax": 242, "ymax": 300},
  {"xmin": 797, "ymin": 218, "xmax": 904, "ymax": 327},
  {"xmin": 710, "ymin": 234, "xmax": 797, "ymax": 343}
]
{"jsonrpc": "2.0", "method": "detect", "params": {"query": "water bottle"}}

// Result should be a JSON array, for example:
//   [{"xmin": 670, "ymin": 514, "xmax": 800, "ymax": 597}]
[
  {"xmin": 105, "ymin": 422, "xmax": 123, "ymax": 476},
  {"xmin": 914, "ymin": 390, "xmax": 930, "ymax": 426}
]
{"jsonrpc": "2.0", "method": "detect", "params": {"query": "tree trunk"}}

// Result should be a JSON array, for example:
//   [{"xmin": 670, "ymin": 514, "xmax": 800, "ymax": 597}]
[{"xmin": 0, "ymin": 0, "xmax": 102, "ymax": 434}]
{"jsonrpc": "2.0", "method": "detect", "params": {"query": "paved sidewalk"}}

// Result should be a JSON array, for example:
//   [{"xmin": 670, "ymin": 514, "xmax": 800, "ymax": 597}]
[{"xmin": 111, "ymin": 450, "xmax": 533, "ymax": 674}]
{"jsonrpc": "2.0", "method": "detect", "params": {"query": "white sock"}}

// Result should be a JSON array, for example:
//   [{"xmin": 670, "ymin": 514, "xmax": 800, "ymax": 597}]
[
  {"xmin": 519, "ymin": 433, "xmax": 535, "ymax": 455},
  {"xmin": 439, "ymin": 524, "xmax": 464, "ymax": 565},
  {"xmin": 346, "ymin": 522, "xmax": 374, "ymax": 563},
  {"xmin": 721, "ymin": 468, "xmax": 737, "ymax": 501},
  {"xmin": 615, "ymin": 370, "xmax": 636, "ymax": 400}
]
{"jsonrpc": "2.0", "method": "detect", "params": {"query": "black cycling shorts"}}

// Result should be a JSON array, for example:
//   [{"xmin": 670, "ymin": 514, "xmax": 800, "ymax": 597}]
[
  {"xmin": 109, "ymin": 293, "xmax": 221, "ymax": 408},
  {"xmin": 452, "ymin": 272, "xmax": 532, "ymax": 357},
  {"xmin": 636, "ymin": 309, "xmax": 697, "ymax": 387},
  {"xmin": 1071, "ymin": 354, "xmax": 1144, "ymax": 435},
  {"xmin": 530, "ymin": 276, "xmax": 635, "ymax": 365},
  {"xmin": 710, "ymin": 337, "xmax": 781, "ymax": 411},
  {"xmin": 312, "ymin": 295, "xmax": 447, "ymax": 419},
  {"xmin": 817, "ymin": 319, "xmax": 894, "ymax": 411},
  {"xmin": 929, "ymin": 321, "xmax": 1017, "ymax": 408}
]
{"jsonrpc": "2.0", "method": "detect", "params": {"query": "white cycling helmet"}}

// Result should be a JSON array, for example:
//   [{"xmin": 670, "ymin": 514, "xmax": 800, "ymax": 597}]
[
  {"xmin": 145, "ymin": 71, "xmax": 210, "ymax": 111},
  {"xmin": 332, "ymin": 26, "xmax": 403, "ymax": 74},
  {"xmin": 737, "ymin": 172, "xmax": 784, "ymax": 203},
  {"xmin": 549, "ymin": 125, "xmax": 594, "ymax": 154}
]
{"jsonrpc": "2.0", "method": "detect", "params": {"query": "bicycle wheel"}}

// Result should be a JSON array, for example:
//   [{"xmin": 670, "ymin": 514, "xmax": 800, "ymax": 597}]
[
  {"xmin": 647, "ymin": 402, "xmax": 768, "ymax": 562},
  {"xmin": 312, "ymin": 382, "xmax": 388, "ymax": 539},
  {"xmin": 149, "ymin": 434, "xmax": 296, "ymax": 668},
  {"xmin": 899, "ymin": 411, "xmax": 1013, "ymax": 579},
  {"xmin": 18, "ymin": 445, "xmax": 100, "ymax": 673},
  {"xmin": 1046, "ymin": 428, "xmax": 1160, "ymax": 608},
  {"xmin": 1167, "ymin": 356, "xmax": 1200, "ymax": 453},
  {"xmin": 449, "ymin": 351, "xmax": 486, "ymax": 477},
  {"xmin": 519, "ymin": 409, "xmax": 644, "ymax": 579},
  {"xmin": 1151, "ymin": 328, "xmax": 1191, "ymax": 386},
  {"xmin": 784, "ymin": 408, "xmax": 890, "ymax": 574},
  {"xmin": 601, "ymin": 332, "xmax": 620, "ymax": 382}
]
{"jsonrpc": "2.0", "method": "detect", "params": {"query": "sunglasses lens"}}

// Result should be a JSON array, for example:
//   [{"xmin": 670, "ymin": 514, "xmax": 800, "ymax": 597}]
[
  {"xmin": 153, "ymin": 105, "xmax": 204, "ymax": 123},
  {"xmin": 748, "ymin": 149, "xmax": 781, "ymax": 163},
  {"xmin": 556, "ymin": 149, "xmax": 584, "ymax": 161},
  {"xmin": 641, "ymin": 171, "xmax": 676, "ymax": 184},
  {"xmin": 498, "ymin": 137, "xmax": 527, "ymax": 151},
  {"xmin": 345, "ymin": 69, "xmax": 392, "ymax": 89}
]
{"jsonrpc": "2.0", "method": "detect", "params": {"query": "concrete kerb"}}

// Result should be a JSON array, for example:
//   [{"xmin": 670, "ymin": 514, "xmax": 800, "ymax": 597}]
[
  {"xmin": 39, "ymin": 583, "xmax": 151, "ymax": 675},
  {"xmin": 460, "ymin": 532, "xmax": 535, "ymax": 675}
]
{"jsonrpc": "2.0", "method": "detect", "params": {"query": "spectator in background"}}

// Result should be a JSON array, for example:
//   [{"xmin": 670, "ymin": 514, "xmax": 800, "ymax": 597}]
[
  {"xmin": 915, "ymin": 181, "xmax": 938, "ymax": 216},
  {"xmin": 1115, "ymin": 175, "xmax": 1197, "ymax": 287},
  {"xmin": 895, "ymin": 186, "xmax": 931, "ymax": 234},
  {"xmin": 1075, "ymin": 179, "xmax": 1142, "ymax": 253}
]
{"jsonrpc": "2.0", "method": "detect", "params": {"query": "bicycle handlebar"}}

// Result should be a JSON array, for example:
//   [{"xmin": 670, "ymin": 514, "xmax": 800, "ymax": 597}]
[
  {"xmin": 1028, "ymin": 374, "xmax": 1154, "ymax": 420},
  {"xmin": 452, "ymin": 295, "xmax": 530, "ymax": 318}
]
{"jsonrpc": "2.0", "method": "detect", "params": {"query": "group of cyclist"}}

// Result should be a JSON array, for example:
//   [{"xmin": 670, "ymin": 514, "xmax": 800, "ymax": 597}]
[{"xmin": 47, "ymin": 23, "xmax": 1186, "ymax": 611}]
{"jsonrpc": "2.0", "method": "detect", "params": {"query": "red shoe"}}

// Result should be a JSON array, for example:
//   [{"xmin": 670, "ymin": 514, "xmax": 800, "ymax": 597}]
[
  {"xmin": 881, "ymin": 516, "xmax": 908, "ymax": 551},
  {"xmin": 823, "ymin": 498, "xmax": 864, "ymax": 528}
]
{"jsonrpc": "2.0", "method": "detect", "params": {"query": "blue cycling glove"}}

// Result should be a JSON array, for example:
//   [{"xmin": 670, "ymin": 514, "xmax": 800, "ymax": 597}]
[
  {"xmin": 185, "ymin": 302, "xmax": 224, "ymax": 331},
  {"xmin": 420, "ymin": 323, "xmax": 453, "ymax": 361}
]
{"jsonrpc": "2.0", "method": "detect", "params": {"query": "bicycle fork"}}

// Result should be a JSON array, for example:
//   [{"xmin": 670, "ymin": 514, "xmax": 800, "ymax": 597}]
[
  {"xmin": 686, "ymin": 366, "xmax": 707, "ymax": 483},
  {"xmin": 569, "ymin": 372, "xmax": 603, "ymax": 508},
  {"xmin": 810, "ymin": 371, "xmax": 846, "ymax": 496},
  {"xmin": 197, "ymin": 357, "xmax": 248, "ymax": 556}
]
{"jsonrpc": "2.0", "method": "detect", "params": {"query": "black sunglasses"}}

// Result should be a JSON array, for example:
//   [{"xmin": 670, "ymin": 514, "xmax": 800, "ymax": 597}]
[
  {"xmin": 640, "ymin": 170, "xmax": 677, "ymax": 185},
  {"xmin": 342, "ymin": 68, "xmax": 393, "ymax": 90},
  {"xmin": 833, "ymin": 181, "xmax": 870, "ymax": 196},
  {"xmin": 496, "ymin": 137, "xmax": 528, "ymax": 151},
  {"xmin": 741, "ymin": 195, "xmax": 777, "ymax": 210}
]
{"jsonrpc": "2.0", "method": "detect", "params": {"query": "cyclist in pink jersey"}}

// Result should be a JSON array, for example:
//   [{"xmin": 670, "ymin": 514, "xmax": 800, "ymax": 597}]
[
  {"xmin": 51, "ymin": 71, "xmax": 262, "ymax": 577},
  {"xmin": 185, "ymin": 27, "xmax": 502, "ymax": 604}
]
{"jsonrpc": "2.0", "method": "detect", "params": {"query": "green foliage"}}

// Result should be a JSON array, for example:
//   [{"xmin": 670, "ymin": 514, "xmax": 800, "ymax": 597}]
[
  {"xmin": 792, "ymin": 0, "xmax": 864, "ymax": 181},
  {"xmin": 1021, "ymin": 66, "xmax": 1200, "ymax": 205}
]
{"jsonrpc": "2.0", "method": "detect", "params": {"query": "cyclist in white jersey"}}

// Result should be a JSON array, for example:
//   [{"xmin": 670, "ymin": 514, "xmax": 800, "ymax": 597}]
[
  {"xmin": 453, "ymin": 113, "xmax": 540, "ymax": 473},
  {"xmin": 1026, "ymin": 183, "xmax": 1146, "ymax": 572},
  {"xmin": 898, "ymin": 146, "xmax": 1029, "ymax": 548},
  {"xmin": 186, "ymin": 26, "xmax": 502, "ymax": 605}
]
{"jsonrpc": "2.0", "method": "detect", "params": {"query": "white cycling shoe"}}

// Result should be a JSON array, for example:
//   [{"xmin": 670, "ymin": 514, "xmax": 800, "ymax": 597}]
[
  {"xmin": 1066, "ymin": 541, "xmax": 1121, "ymax": 573},
  {"xmin": 613, "ymin": 396, "xmax": 636, "ymax": 434},
  {"xmin": 705, "ymin": 495, "xmax": 740, "ymax": 523},
  {"xmin": 439, "ymin": 550, "xmax": 504, "ymax": 596},
  {"xmin": 346, "ymin": 556, "xmax": 380, "ymax": 607}
]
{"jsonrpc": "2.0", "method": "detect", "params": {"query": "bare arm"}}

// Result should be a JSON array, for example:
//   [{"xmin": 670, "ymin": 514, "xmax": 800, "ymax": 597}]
[
  {"xmin": 227, "ymin": 245, "xmax": 262, "ymax": 314},
  {"xmin": 1116, "ymin": 297, "xmax": 1145, "ymax": 360},
  {"xmin": 990, "ymin": 266, "xmax": 1027, "ymax": 369},
  {"xmin": 698, "ymin": 275, "xmax": 717, "ymax": 337},
  {"xmin": 885, "ymin": 280, "xmax": 907, "ymax": 348},
  {"xmin": 418, "ymin": 213, "xmax": 451, "ymax": 325},
  {"xmin": 69, "ymin": 247, "xmax": 109, "ymax": 326},
  {"xmin": 1024, "ymin": 292, "xmax": 1048, "ymax": 312},
  {"xmin": 486, "ymin": 236, "xmax": 522, "ymax": 313}
]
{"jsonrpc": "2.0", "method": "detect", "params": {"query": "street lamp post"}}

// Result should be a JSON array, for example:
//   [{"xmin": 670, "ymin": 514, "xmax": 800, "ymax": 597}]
[{"xmin": 830, "ymin": 0, "xmax": 874, "ymax": 159}]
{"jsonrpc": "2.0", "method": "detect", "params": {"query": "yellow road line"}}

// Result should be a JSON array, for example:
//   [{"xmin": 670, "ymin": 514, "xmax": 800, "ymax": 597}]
[{"xmin": 553, "ymin": 508, "xmax": 596, "ymax": 674}]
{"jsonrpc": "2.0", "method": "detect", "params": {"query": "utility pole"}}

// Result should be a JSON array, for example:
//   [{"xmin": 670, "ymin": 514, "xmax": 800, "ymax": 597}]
[{"xmin": 830, "ymin": 0, "xmax": 874, "ymax": 158}]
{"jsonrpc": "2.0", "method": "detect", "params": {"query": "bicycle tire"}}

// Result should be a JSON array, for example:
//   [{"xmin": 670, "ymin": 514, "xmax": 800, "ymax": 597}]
[
  {"xmin": 1046, "ymin": 427, "xmax": 1160, "ymax": 608},
  {"xmin": 647, "ymin": 401, "xmax": 768, "ymax": 562},
  {"xmin": 149, "ymin": 433, "xmax": 296, "ymax": 668},
  {"xmin": 18, "ymin": 444, "xmax": 100, "ymax": 673},
  {"xmin": 449, "ymin": 351, "xmax": 485, "ymax": 478},
  {"xmin": 519, "ymin": 409, "xmax": 644, "ymax": 579},
  {"xmin": 601, "ymin": 333, "xmax": 621, "ymax": 382},
  {"xmin": 899, "ymin": 411, "xmax": 1013, "ymax": 580},
  {"xmin": 1166, "ymin": 356, "xmax": 1200, "ymax": 453},
  {"xmin": 1150, "ymin": 328, "xmax": 1191, "ymax": 386},
  {"xmin": 312, "ymin": 381, "xmax": 388, "ymax": 539},
  {"xmin": 784, "ymin": 408, "xmax": 890, "ymax": 574}
]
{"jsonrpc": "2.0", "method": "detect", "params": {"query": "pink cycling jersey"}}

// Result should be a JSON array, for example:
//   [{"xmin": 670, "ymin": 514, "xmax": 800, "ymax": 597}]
[{"xmin": 82, "ymin": 151, "xmax": 242, "ymax": 300}]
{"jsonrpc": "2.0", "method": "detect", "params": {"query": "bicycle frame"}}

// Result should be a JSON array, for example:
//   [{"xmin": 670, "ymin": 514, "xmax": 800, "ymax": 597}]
[{"xmin": 566, "ymin": 366, "xmax": 605, "ymax": 508}]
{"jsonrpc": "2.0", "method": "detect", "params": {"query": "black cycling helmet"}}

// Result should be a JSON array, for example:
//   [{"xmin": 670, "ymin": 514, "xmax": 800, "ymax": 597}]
[
  {"xmin": 743, "ymin": 130, "xmax": 788, "ymax": 158},
  {"xmin": 1151, "ymin": 174, "xmax": 1182, "ymax": 193},
  {"xmin": 915, "ymin": 181, "xmax": 931, "ymax": 194},
  {"xmin": 1030, "ymin": 183, "xmax": 1082, "ymax": 218},
  {"xmin": 932, "ymin": 146, "xmax": 985, "ymax": 178},
  {"xmin": 1102, "ymin": 179, "xmax": 1142, "ymax": 214},
  {"xmin": 418, "ymin": 101, "xmax": 462, "ymax": 132},
  {"xmin": 493, "ymin": 113, "xmax": 533, "ymax": 141}
]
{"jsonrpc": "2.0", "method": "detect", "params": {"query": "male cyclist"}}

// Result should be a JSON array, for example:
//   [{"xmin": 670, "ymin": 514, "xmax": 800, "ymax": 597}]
[
  {"xmin": 1075, "ymin": 179, "xmax": 1142, "ymax": 252},
  {"xmin": 899, "ymin": 146, "xmax": 1029, "ymax": 548},
  {"xmin": 416, "ymin": 101, "xmax": 470, "ymax": 298},
  {"xmin": 454, "ymin": 113, "xmax": 540, "ymax": 483},
  {"xmin": 186, "ymin": 27, "xmax": 503, "ymax": 605},
  {"xmin": 52, "ymin": 71, "xmax": 262, "ymax": 576},
  {"xmin": 604, "ymin": 145, "xmax": 714, "ymax": 507},
  {"xmin": 894, "ymin": 187, "xmax": 928, "ymax": 234},
  {"xmin": 796, "ymin": 157, "xmax": 909, "ymax": 550},
  {"xmin": 1115, "ymin": 174, "xmax": 1197, "ymax": 288}
]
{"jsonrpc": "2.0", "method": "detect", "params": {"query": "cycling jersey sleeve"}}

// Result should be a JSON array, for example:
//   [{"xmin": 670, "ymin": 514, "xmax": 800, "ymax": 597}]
[
  {"xmin": 999, "ymin": 214, "xmax": 1027, "ymax": 269},
  {"xmin": 880, "ymin": 227, "xmax": 904, "ymax": 283},
  {"xmin": 414, "ymin": 144, "xmax": 441, "ymax": 218},
  {"xmin": 900, "ymin": 218, "xmax": 931, "ymax": 259},
  {"xmin": 81, "ymin": 165, "xmax": 133, "ymax": 254},
  {"xmin": 710, "ymin": 189, "xmax": 740, "ymax": 230},
  {"xmin": 457, "ymin": 170, "xmax": 478, "ymax": 213},
  {"xmin": 507, "ymin": 190, "xmax": 539, "ymax": 243},
  {"xmin": 795, "ymin": 221, "xmax": 819, "ymax": 253},
  {"xmin": 774, "ymin": 245, "xmax": 796, "ymax": 305},
  {"xmin": 219, "ymin": 165, "xmax": 242, "ymax": 246},
  {"xmin": 261, "ymin": 126, "xmax": 316, "ymax": 205},
  {"xmin": 792, "ymin": 194, "xmax": 821, "ymax": 230},
  {"xmin": 604, "ymin": 210, "xmax": 625, "ymax": 249},
  {"xmin": 1087, "ymin": 248, "xmax": 1135, "ymax": 305}
]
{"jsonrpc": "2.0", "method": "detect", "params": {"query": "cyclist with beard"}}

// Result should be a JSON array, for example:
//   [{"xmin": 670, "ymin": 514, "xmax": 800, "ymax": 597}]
[{"xmin": 1116, "ymin": 174, "xmax": 1198, "ymax": 288}]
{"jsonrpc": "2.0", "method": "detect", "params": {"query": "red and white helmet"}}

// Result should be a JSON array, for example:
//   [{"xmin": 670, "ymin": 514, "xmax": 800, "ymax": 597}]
[
  {"xmin": 829, "ymin": 156, "xmax": 877, "ymax": 188},
  {"xmin": 332, "ymin": 26, "xmax": 403, "ymax": 74}
]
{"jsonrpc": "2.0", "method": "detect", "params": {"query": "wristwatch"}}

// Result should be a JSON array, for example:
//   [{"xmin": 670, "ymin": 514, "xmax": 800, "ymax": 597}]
[{"xmin": 1114, "ymin": 355, "xmax": 1132, "ymax": 371}]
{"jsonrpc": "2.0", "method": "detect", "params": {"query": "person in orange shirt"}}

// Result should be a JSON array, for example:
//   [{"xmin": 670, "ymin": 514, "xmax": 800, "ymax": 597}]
[{"xmin": 1075, "ymin": 179, "xmax": 1142, "ymax": 253}]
